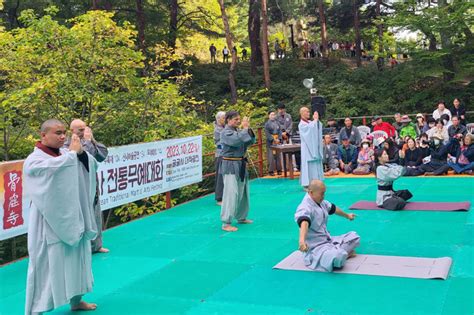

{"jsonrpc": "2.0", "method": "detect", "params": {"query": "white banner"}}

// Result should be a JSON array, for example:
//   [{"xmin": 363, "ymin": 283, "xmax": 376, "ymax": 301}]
[{"xmin": 0, "ymin": 136, "xmax": 202, "ymax": 241}]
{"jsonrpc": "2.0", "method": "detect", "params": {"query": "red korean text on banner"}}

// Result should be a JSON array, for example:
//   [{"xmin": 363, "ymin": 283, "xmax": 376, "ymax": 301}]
[{"xmin": 3, "ymin": 171, "xmax": 24, "ymax": 229}]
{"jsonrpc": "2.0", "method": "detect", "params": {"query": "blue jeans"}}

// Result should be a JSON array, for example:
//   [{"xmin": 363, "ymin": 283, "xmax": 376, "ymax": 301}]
[{"xmin": 448, "ymin": 161, "xmax": 474, "ymax": 173}]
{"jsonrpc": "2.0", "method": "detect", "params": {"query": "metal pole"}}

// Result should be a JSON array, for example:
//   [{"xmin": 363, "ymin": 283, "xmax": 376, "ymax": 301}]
[{"xmin": 257, "ymin": 127, "xmax": 264, "ymax": 177}]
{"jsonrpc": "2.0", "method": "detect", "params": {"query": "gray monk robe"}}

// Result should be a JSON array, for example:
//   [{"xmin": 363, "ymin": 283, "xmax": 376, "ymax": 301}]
[
  {"xmin": 295, "ymin": 194, "xmax": 360, "ymax": 272},
  {"xmin": 24, "ymin": 144, "xmax": 98, "ymax": 315},
  {"xmin": 220, "ymin": 125, "xmax": 256, "ymax": 224},
  {"xmin": 64, "ymin": 138, "xmax": 107, "ymax": 252},
  {"xmin": 376, "ymin": 164, "xmax": 412, "ymax": 210},
  {"xmin": 299, "ymin": 119, "xmax": 324, "ymax": 186}
]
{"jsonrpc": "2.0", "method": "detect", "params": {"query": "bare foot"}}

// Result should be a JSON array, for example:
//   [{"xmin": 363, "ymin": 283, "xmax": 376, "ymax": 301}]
[
  {"xmin": 238, "ymin": 219, "xmax": 253, "ymax": 224},
  {"xmin": 222, "ymin": 224, "xmax": 238, "ymax": 232},
  {"xmin": 97, "ymin": 247, "xmax": 109, "ymax": 253},
  {"xmin": 348, "ymin": 250, "xmax": 357, "ymax": 258},
  {"xmin": 216, "ymin": 201, "xmax": 222, "ymax": 206},
  {"xmin": 71, "ymin": 301, "xmax": 97, "ymax": 311}
]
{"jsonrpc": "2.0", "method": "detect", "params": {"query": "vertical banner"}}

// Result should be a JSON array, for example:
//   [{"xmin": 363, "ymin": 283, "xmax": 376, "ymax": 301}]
[
  {"xmin": 0, "ymin": 161, "xmax": 29, "ymax": 241},
  {"xmin": 0, "ymin": 136, "xmax": 202, "ymax": 241}
]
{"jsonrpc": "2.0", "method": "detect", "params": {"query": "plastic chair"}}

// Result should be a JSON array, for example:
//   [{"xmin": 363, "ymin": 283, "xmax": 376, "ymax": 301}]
[
  {"xmin": 357, "ymin": 125, "xmax": 371, "ymax": 139},
  {"xmin": 466, "ymin": 123, "xmax": 474, "ymax": 134}
]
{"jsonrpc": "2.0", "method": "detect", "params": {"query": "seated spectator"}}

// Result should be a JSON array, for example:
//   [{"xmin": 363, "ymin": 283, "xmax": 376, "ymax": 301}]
[
  {"xmin": 423, "ymin": 117, "xmax": 436, "ymax": 133},
  {"xmin": 427, "ymin": 119, "xmax": 449, "ymax": 144},
  {"xmin": 382, "ymin": 138, "xmax": 400, "ymax": 164},
  {"xmin": 324, "ymin": 118, "xmax": 340, "ymax": 143},
  {"xmin": 418, "ymin": 133, "xmax": 431, "ymax": 159},
  {"xmin": 399, "ymin": 115, "xmax": 417, "ymax": 139},
  {"xmin": 441, "ymin": 113, "xmax": 452, "ymax": 128},
  {"xmin": 353, "ymin": 139, "xmax": 374, "ymax": 175},
  {"xmin": 432, "ymin": 101, "xmax": 452, "ymax": 121},
  {"xmin": 400, "ymin": 137, "xmax": 423, "ymax": 169},
  {"xmin": 322, "ymin": 134, "xmax": 340, "ymax": 176},
  {"xmin": 338, "ymin": 135, "xmax": 358, "ymax": 174},
  {"xmin": 448, "ymin": 116, "xmax": 467, "ymax": 139},
  {"xmin": 449, "ymin": 98, "xmax": 466, "ymax": 126},
  {"xmin": 414, "ymin": 113, "xmax": 425, "ymax": 135},
  {"xmin": 373, "ymin": 115, "xmax": 396, "ymax": 138},
  {"xmin": 393, "ymin": 113, "xmax": 403, "ymax": 134},
  {"xmin": 338, "ymin": 117, "xmax": 361, "ymax": 146},
  {"xmin": 413, "ymin": 134, "xmax": 450, "ymax": 176},
  {"xmin": 448, "ymin": 133, "xmax": 474, "ymax": 174}
]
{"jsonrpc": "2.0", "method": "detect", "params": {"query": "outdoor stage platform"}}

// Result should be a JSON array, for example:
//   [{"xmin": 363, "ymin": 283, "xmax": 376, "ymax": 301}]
[{"xmin": 1, "ymin": 176, "xmax": 473, "ymax": 314}]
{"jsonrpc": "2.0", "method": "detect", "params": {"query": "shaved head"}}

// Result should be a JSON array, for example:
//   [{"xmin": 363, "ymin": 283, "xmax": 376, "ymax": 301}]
[
  {"xmin": 70, "ymin": 119, "xmax": 87, "ymax": 139},
  {"xmin": 308, "ymin": 179, "xmax": 325, "ymax": 193},
  {"xmin": 70, "ymin": 119, "xmax": 86, "ymax": 130},
  {"xmin": 300, "ymin": 107, "xmax": 310, "ymax": 120},
  {"xmin": 300, "ymin": 107, "xmax": 309, "ymax": 115},
  {"xmin": 40, "ymin": 119, "xmax": 64, "ymax": 133}
]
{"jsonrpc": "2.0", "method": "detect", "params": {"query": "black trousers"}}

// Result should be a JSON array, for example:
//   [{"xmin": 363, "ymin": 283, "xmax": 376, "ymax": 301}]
[{"xmin": 382, "ymin": 190, "xmax": 413, "ymax": 210}]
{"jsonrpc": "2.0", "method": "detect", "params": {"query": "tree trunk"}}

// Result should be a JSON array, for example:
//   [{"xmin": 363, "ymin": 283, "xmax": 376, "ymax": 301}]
[
  {"xmin": 168, "ymin": 0, "xmax": 178, "ymax": 48},
  {"xmin": 318, "ymin": 0, "xmax": 328, "ymax": 59},
  {"xmin": 353, "ymin": 0, "xmax": 361, "ymax": 67},
  {"xmin": 428, "ymin": 33, "xmax": 437, "ymax": 51},
  {"xmin": 248, "ymin": 0, "xmax": 263, "ymax": 76},
  {"xmin": 376, "ymin": 0, "xmax": 384, "ymax": 70},
  {"xmin": 438, "ymin": 0, "xmax": 455, "ymax": 81},
  {"xmin": 260, "ymin": 0, "xmax": 271, "ymax": 89},
  {"xmin": 217, "ymin": 0, "xmax": 238, "ymax": 104},
  {"xmin": 136, "ymin": 0, "xmax": 146, "ymax": 54},
  {"xmin": 92, "ymin": 0, "xmax": 100, "ymax": 10},
  {"xmin": 3, "ymin": 116, "xmax": 9, "ymax": 161}
]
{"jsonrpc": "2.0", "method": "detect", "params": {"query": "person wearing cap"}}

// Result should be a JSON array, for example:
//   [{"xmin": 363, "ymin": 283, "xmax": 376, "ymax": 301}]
[
  {"xmin": 414, "ymin": 113, "xmax": 425, "ymax": 135},
  {"xmin": 322, "ymin": 134, "xmax": 340, "ymax": 176},
  {"xmin": 449, "ymin": 98, "xmax": 466, "ymax": 126},
  {"xmin": 264, "ymin": 110, "xmax": 283, "ymax": 176},
  {"xmin": 214, "ymin": 111, "xmax": 226, "ymax": 205},
  {"xmin": 298, "ymin": 107, "xmax": 325, "ymax": 186},
  {"xmin": 399, "ymin": 115, "xmax": 418, "ymax": 139},
  {"xmin": 276, "ymin": 103, "xmax": 293, "ymax": 143},
  {"xmin": 413, "ymin": 133, "xmax": 450, "ymax": 175},
  {"xmin": 353, "ymin": 138, "xmax": 375, "ymax": 175},
  {"xmin": 432, "ymin": 101, "xmax": 452, "ymax": 121},
  {"xmin": 337, "ymin": 134, "xmax": 358, "ymax": 174},
  {"xmin": 448, "ymin": 115, "xmax": 467, "ymax": 139},
  {"xmin": 372, "ymin": 116, "xmax": 396, "ymax": 138},
  {"xmin": 338, "ymin": 117, "xmax": 361, "ymax": 146},
  {"xmin": 393, "ymin": 113, "xmax": 403, "ymax": 134},
  {"xmin": 374, "ymin": 149, "xmax": 413, "ymax": 210}
]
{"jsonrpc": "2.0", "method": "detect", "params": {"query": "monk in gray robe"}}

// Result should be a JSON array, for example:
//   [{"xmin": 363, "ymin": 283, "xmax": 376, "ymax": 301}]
[
  {"xmin": 264, "ymin": 111, "xmax": 282, "ymax": 176},
  {"xmin": 375, "ymin": 149, "xmax": 413, "ymax": 210},
  {"xmin": 295, "ymin": 180, "xmax": 360, "ymax": 272},
  {"xmin": 65, "ymin": 119, "xmax": 109, "ymax": 253},
  {"xmin": 298, "ymin": 107, "xmax": 324, "ymax": 187},
  {"xmin": 213, "ymin": 111, "xmax": 226, "ymax": 205},
  {"xmin": 220, "ymin": 110, "xmax": 256, "ymax": 232},
  {"xmin": 24, "ymin": 119, "xmax": 98, "ymax": 314}
]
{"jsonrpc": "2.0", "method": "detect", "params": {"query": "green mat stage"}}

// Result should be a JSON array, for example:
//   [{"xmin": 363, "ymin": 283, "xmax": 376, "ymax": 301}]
[{"xmin": 1, "ymin": 177, "xmax": 473, "ymax": 314}]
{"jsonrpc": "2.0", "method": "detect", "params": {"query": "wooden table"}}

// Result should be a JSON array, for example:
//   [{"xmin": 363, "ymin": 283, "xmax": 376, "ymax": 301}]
[{"xmin": 270, "ymin": 144, "xmax": 301, "ymax": 179}]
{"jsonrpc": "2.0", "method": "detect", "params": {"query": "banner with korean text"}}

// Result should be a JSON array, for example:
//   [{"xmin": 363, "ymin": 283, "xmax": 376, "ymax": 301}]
[{"xmin": 0, "ymin": 136, "xmax": 202, "ymax": 241}]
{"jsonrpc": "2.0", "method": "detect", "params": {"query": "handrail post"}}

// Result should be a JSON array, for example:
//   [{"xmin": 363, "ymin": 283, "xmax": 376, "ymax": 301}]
[
  {"xmin": 362, "ymin": 116, "xmax": 366, "ymax": 125},
  {"xmin": 257, "ymin": 127, "xmax": 264, "ymax": 177},
  {"xmin": 165, "ymin": 191, "xmax": 172, "ymax": 209}
]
